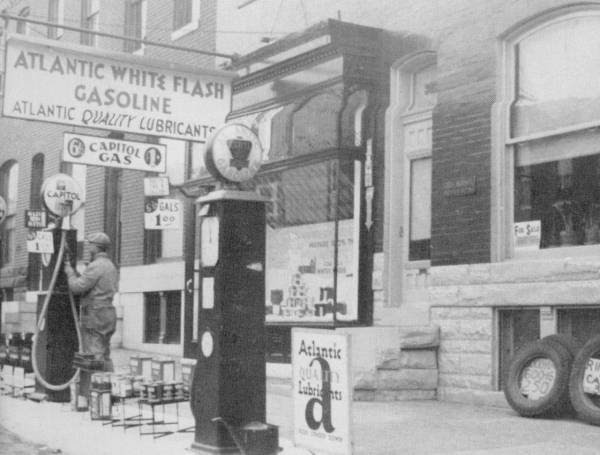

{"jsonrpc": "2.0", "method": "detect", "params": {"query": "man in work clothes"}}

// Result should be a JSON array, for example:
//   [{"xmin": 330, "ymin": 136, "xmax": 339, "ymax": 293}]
[{"xmin": 64, "ymin": 232, "xmax": 118, "ymax": 372}]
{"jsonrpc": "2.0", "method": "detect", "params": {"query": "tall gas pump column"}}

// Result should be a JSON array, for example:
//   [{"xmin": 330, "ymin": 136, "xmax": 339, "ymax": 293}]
[{"xmin": 190, "ymin": 124, "xmax": 278, "ymax": 454}]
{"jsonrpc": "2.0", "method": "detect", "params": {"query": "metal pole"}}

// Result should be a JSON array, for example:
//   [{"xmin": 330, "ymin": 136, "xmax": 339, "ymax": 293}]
[{"xmin": 0, "ymin": 13, "xmax": 236, "ymax": 60}]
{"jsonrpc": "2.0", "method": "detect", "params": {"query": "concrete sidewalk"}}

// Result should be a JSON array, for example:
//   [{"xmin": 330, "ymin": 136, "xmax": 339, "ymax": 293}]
[{"xmin": 2, "ymin": 348, "xmax": 600, "ymax": 454}]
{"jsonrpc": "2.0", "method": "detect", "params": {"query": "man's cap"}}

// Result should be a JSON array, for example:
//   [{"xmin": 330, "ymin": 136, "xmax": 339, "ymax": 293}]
[{"xmin": 86, "ymin": 232, "xmax": 111, "ymax": 247}]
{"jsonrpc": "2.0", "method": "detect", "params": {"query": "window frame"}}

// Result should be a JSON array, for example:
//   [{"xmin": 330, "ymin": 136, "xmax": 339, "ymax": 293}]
[
  {"xmin": 0, "ymin": 161, "xmax": 19, "ymax": 266},
  {"xmin": 171, "ymin": 0, "xmax": 200, "ymax": 41},
  {"xmin": 383, "ymin": 51, "xmax": 437, "ymax": 311},
  {"xmin": 80, "ymin": 0, "xmax": 100, "ymax": 47},
  {"xmin": 124, "ymin": 0, "xmax": 147, "ymax": 55},
  {"xmin": 47, "ymin": 0, "xmax": 64, "ymax": 39},
  {"xmin": 496, "ymin": 6, "xmax": 600, "ymax": 262}
]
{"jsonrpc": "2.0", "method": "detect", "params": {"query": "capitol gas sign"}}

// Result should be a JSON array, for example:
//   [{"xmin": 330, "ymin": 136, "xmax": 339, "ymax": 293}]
[{"xmin": 41, "ymin": 173, "xmax": 84, "ymax": 216}]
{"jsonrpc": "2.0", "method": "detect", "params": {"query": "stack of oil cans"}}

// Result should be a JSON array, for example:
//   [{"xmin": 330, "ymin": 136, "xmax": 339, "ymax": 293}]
[{"xmin": 89, "ymin": 373, "xmax": 112, "ymax": 420}]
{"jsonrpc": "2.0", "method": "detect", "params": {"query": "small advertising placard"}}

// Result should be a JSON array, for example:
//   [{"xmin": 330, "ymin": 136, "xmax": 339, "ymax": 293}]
[
  {"xmin": 63, "ymin": 133, "xmax": 167, "ymax": 173},
  {"xmin": 143, "ymin": 177, "xmax": 170, "ymax": 196},
  {"xmin": 144, "ymin": 198, "xmax": 181, "ymax": 230},
  {"xmin": 24, "ymin": 210, "xmax": 48, "ymax": 229},
  {"xmin": 513, "ymin": 220, "xmax": 541, "ymax": 250},
  {"xmin": 26, "ymin": 230, "xmax": 54, "ymax": 254},
  {"xmin": 292, "ymin": 328, "xmax": 352, "ymax": 455}
]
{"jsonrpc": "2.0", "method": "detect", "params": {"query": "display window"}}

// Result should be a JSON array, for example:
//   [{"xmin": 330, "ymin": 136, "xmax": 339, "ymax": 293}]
[{"xmin": 506, "ymin": 9, "xmax": 600, "ymax": 256}]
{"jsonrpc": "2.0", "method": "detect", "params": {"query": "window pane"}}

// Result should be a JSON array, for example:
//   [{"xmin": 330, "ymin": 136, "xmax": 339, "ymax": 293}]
[
  {"xmin": 144, "ymin": 293, "xmax": 161, "ymax": 343},
  {"xmin": 515, "ymin": 150, "xmax": 600, "ymax": 248},
  {"xmin": 409, "ymin": 157, "xmax": 431, "ymax": 261},
  {"xmin": 513, "ymin": 16, "xmax": 600, "ymax": 137},
  {"xmin": 164, "ymin": 291, "xmax": 181, "ymax": 343},
  {"xmin": 173, "ymin": 0, "xmax": 192, "ymax": 30}
]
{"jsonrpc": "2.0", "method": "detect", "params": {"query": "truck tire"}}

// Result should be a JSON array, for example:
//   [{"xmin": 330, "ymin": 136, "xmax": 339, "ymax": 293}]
[
  {"xmin": 540, "ymin": 334, "xmax": 581, "ymax": 414},
  {"xmin": 541, "ymin": 334, "xmax": 581, "ymax": 358},
  {"xmin": 503, "ymin": 340, "xmax": 572, "ymax": 417},
  {"xmin": 569, "ymin": 334, "xmax": 600, "ymax": 425}
]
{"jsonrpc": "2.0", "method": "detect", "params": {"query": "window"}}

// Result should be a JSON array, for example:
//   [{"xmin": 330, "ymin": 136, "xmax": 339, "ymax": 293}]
[
  {"xmin": 507, "ymin": 12, "xmax": 600, "ymax": 255},
  {"xmin": 16, "ymin": 7, "xmax": 29, "ymax": 35},
  {"xmin": 409, "ymin": 157, "xmax": 432, "ymax": 260},
  {"xmin": 0, "ymin": 161, "xmax": 19, "ymax": 265},
  {"xmin": 81, "ymin": 0, "xmax": 100, "ymax": 46},
  {"xmin": 124, "ymin": 0, "xmax": 146, "ymax": 54},
  {"xmin": 498, "ymin": 309, "xmax": 540, "ymax": 389},
  {"xmin": 47, "ymin": 0, "xmax": 64, "ymax": 39},
  {"xmin": 404, "ymin": 63, "xmax": 436, "ymax": 262},
  {"xmin": 172, "ymin": 0, "xmax": 200, "ymax": 41},
  {"xmin": 144, "ymin": 291, "xmax": 181, "ymax": 344}
]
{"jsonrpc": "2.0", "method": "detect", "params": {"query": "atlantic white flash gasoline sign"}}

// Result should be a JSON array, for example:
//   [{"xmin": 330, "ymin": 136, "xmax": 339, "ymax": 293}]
[
  {"xmin": 3, "ymin": 36, "xmax": 233, "ymax": 141},
  {"xmin": 40, "ymin": 173, "xmax": 84, "ymax": 216}
]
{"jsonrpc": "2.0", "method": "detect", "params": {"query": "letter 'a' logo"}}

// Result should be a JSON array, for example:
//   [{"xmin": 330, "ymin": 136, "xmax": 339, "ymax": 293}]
[{"xmin": 305, "ymin": 357, "xmax": 335, "ymax": 433}]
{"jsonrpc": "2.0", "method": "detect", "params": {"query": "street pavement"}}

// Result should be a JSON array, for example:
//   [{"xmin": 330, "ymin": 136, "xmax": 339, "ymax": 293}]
[{"xmin": 2, "ymin": 348, "xmax": 600, "ymax": 454}]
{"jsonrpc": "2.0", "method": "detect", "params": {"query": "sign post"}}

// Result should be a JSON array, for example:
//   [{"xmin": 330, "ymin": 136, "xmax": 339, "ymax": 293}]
[{"xmin": 292, "ymin": 328, "xmax": 353, "ymax": 454}]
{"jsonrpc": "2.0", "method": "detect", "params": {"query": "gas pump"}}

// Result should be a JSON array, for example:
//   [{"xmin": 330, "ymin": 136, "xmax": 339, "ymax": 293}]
[
  {"xmin": 190, "ymin": 124, "xmax": 278, "ymax": 454},
  {"xmin": 31, "ymin": 173, "xmax": 84, "ymax": 402}
]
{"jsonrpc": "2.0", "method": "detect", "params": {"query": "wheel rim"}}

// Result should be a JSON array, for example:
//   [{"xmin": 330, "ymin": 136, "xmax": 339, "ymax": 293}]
[{"xmin": 519, "ymin": 357, "xmax": 556, "ymax": 400}]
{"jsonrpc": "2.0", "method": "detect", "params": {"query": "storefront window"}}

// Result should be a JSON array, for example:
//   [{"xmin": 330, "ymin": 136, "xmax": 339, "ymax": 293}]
[
  {"xmin": 512, "ymin": 16, "xmax": 600, "ymax": 138},
  {"xmin": 510, "ymin": 13, "xmax": 600, "ymax": 252},
  {"xmin": 253, "ymin": 155, "xmax": 361, "ymax": 324}
]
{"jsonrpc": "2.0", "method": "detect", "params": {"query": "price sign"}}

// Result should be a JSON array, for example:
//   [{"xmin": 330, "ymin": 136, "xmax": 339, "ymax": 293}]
[
  {"xmin": 144, "ymin": 198, "xmax": 181, "ymax": 230},
  {"xmin": 25, "ymin": 210, "xmax": 48, "ymax": 229},
  {"xmin": 26, "ymin": 230, "xmax": 54, "ymax": 254},
  {"xmin": 519, "ymin": 358, "xmax": 556, "ymax": 400},
  {"xmin": 583, "ymin": 358, "xmax": 600, "ymax": 395},
  {"xmin": 143, "ymin": 177, "xmax": 170, "ymax": 196}
]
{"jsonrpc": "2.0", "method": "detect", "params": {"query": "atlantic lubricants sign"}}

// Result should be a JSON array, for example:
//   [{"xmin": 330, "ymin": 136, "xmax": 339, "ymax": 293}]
[
  {"xmin": 63, "ymin": 133, "xmax": 166, "ymax": 172},
  {"xmin": 292, "ymin": 328, "xmax": 352, "ymax": 454},
  {"xmin": 2, "ymin": 36, "xmax": 233, "ymax": 141}
]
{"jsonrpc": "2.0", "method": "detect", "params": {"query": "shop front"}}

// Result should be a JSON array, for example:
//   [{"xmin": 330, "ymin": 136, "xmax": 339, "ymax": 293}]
[{"xmin": 181, "ymin": 20, "xmax": 424, "ymax": 379}]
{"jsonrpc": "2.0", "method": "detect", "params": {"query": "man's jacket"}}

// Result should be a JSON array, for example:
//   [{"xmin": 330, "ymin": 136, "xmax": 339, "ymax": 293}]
[{"xmin": 65, "ymin": 252, "xmax": 118, "ymax": 335}]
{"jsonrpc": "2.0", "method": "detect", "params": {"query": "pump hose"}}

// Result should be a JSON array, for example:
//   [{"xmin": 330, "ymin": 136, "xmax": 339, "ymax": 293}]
[{"xmin": 32, "ymin": 229, "xmax": 83, "ymax": 391}]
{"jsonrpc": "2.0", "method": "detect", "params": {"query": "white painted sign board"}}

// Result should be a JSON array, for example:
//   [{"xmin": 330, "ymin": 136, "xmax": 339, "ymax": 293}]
[
  {"xmin": 292, "ymin": 328, "xmax": 352, "ymax": 455},
  {"xmin": 3, "ymin": 36, "xmax": 233, "ymax": 141},
  {"xmin": 513, "ymin": 220, "xmax": 541, "ymax": 250},
  {"xmin": 144, "ymin": 177, "xmax": 170, "ymax": 196},
  {"xmin": 63, "ymin": 133, "xmax": 167, "ymax": 173},
  {"xmin": 26, "ymin": 230, "xmax": 54, "ymax": 254},
  {"xmin": 144, "ymin": 198, "xmax": 181, "ymax": 230}
]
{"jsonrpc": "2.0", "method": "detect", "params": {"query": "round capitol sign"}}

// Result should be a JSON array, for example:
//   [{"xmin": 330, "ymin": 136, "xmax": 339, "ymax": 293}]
[
  {"xmin": 204, "ymin": 123, "xmax": 263, "ymax": 183},
  {"xmin": 41, "ymin": 173, "xmax": 85, "ymax": 216},
  {"xmin": 0, "ymin": 196, "xmax": 6, "ymax": 225}
]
